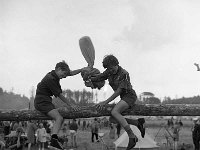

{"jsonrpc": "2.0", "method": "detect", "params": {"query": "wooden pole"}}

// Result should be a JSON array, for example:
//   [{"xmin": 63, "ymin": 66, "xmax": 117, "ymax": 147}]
[{"xmin": 0, "ymin": 104, "xmax": 200, "ymax": 121}]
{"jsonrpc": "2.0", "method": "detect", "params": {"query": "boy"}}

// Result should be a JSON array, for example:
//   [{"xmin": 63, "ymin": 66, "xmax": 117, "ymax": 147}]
[
  {"xmin": 34, "ymin": 61, "xmax": 87, "ymax": 149},
  {"xmin": 88, "ymin": 55, "xmax": 145, "ymax": 150}
]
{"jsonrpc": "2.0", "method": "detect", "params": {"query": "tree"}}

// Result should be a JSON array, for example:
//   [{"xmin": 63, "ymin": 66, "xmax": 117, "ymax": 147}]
[
  {"xmin": 29, "ymin": 86, "xmax": 35, "ymax": 110},
  {"xmin": 143, "ymin": 97, "xmax": 161, "ymax": 104},
  {"xmin": 74, "ymin": 90, "xmax": 80, "ymax": 103},
  {"xmin": 0, "ymin": 87, "xmax": 3, "ymax": 95}
]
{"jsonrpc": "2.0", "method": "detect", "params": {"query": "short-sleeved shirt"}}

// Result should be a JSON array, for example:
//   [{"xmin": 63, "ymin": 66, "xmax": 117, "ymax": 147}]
[
  {"xmin": 34, "ymin": 70, "xmax": 62, "ymax": 114},
  {"xmin": 91, "ymin": 66, "xmax": 136, "ymax": 99},
  {"xmin": 91, "ymin": 66, "xmax": 137, "ymax": 108},
  {"xmin": 36, "ymin": 70, "xmax": 62, "ymax": 98}
]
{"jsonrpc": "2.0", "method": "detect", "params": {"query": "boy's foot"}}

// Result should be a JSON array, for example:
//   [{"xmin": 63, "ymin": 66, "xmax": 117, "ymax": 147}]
[
  {"xmin": 126, "ymin": 136, "xmax": 138, "ymax": 150},
  {"xmin": 137, "ymin": 118, "xmax": 145, "ymax": 138},
  {"xmin": 49, "ymin": 138, "xmax": 63, "ymax": 150}
]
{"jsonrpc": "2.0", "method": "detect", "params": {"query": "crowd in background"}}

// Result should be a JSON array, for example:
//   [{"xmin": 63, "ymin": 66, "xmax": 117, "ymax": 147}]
[
  {"xmin": 0, "ymin": 117, "xmax": 118, "ymax": 150},
  {"xmin": 1, "ymin": 117, "xmax": 200, "ymax": 150}
]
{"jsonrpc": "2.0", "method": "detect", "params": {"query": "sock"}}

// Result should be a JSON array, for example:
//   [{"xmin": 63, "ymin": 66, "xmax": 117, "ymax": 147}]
[
  {"xmin": 124, "ymin": 125, "xmax": 135, "ymax": 138},
  {"xmin": 125, "ymin": 118, "xmax": 138, "ymax": 126},
  {"xmin": 51, "ymin": 134, "xmax": 58, "ymax": 139}
]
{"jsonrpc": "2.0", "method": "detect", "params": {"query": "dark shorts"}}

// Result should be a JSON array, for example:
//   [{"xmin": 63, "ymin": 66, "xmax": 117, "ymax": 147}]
[
  {"xmin": 121, "ymin": 93, "xmax": 137, "ymax": 109},
  {"xmin": 34, "ymin": 95, "xmax": 55, "ymax": 115}
]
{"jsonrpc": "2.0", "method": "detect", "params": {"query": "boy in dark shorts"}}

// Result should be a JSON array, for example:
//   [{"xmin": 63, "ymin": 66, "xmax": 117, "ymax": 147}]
[
  {"xmin": 34, "ymin": 61, "xmax": 87, "ymax": 150},
  {"xmin": 88, "ymin": 55, "xmax": 145, "ymax": 150}
]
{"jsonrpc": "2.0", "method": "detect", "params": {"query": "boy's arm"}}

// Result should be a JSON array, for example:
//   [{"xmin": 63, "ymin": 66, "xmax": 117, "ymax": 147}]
[
  {"xmin": 90, "ymin": 69, "xmax": 110, "ymax": 82},
  {"xmin": 69, "ymin": 69, "xmax": 83, "ymax": 76},
  {"xmin": 59, "ymin": 93, "xmax": 79, "ymax": 111},
  {"xmin": 105, "ymin": 88, "xmax": 122, "ymax": 104},
  {"xmin": 69, "ymin": 67, "xmax": 89, "ymax": 76},
  {"xmin": 98, "ymin": 88, "xmax": 122, "ymax": 107},
  {"xmin": 58, "ymin": 93, "xmax": 71, "ymax": 106}
]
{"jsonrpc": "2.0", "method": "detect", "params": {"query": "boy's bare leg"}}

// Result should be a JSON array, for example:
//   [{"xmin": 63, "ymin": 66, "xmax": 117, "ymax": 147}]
[
  {"xmin": 111, "ymin": 100, "xmax": 138, "ymax": 150},
  {"xmin": 111, "ymin": 100, "xmax": 132, "ymax": 128},
  {"xmin": 47, "ymin": 109, "xmax": 64, "ymax": 149},
  {"xmin": 109, "ymin": 106, "xmax": 145, "ymax": 138},
  {"xmin": 48, "ymin": 109, "xmax": 63, "ymax": 135}
]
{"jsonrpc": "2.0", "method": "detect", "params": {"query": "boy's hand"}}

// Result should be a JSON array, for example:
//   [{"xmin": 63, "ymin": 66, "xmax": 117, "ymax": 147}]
[
  {"xmin": 95, "ymin": 101, "xmax": 108, "ymax": 111},
  {"xmin": 82, "ymin": 66, "xmax": 92, "ymax": 72},
  {"xmin": 70, "ymin": 104, "xmax": 80, "ymax": 112}
]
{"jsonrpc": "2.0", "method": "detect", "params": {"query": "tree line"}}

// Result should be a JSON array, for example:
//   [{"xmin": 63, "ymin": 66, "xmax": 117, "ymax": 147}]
[{"xmin": 0, "ymin": 87, "xmax": 200, "ymax": 110}]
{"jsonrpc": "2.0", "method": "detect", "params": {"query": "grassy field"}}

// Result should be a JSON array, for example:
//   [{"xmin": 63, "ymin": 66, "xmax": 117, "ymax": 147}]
[
  {"xmin": 71, "ymin": 118, "xmax": 194, "ymax": 150},
  {"xmin": 3, "ymin": 117, "xmax": 196, "ymax": 150}
]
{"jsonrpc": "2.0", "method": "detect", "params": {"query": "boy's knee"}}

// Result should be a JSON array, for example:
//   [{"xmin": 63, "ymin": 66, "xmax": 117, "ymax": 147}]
[
  {"xmin": 60, "ymin": 116, "xmax": 64, "ymax": 122},
  {"xmin": 56, "ymin": 116, "xmax": 63, "ymax": 122},
  {"xmin": 111, "ymin": 109, "xmax": 118, "ymax": 116}
]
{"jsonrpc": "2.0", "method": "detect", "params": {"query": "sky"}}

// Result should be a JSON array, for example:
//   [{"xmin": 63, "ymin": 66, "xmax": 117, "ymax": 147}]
[{"xmin": 0, "ymin": 0, "xmax": 200, "ymax": 102}]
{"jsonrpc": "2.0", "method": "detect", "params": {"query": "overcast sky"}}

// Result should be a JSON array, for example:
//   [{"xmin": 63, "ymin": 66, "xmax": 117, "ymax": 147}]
[{"xmin": 0, "ymin": 0, "xmax": 200, "ymax": 101}]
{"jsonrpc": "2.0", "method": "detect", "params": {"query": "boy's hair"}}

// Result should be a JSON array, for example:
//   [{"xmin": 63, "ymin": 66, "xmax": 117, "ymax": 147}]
[
  {"xmin": 55, "ymin": 60, "xmax": 70, "ymax": 71},
  {"xmin": 102, "ymin": 54, "xmax": 119, "ymax": 68}
]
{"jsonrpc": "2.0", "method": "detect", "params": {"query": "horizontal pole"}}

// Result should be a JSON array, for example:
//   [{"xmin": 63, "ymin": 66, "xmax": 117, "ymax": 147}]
[{"xmin": 0, "ymin": 104, "xmax": 199, "ymax": 121}]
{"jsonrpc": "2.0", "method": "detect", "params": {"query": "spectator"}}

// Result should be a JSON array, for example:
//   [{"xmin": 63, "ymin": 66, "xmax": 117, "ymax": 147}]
[
  {"xmin": 116, "ymin": 123, "xmax": 121, "ymax": 138},
  {"xmin": 3, "ymin": 121, "xmax": 10, "ymax": 137},
  {"xmin": 68, "ymin": 120, "xmax": 71, "ymax": 127},
  {"xmin": 58, "ymin": 123, "xmax": 69, "ymax": 149},
  {"xmin": 172, "ymin": 121, "xmax": 181, "ymax": 150},
  {"xmin": 167, "ymin": 119, "xmax": 170, "ymax": 127},
  {"xmin": 167, "ymin": 117, "xmax": 174, "ymax": 128},
  {"xmin": 45, "ymin": 123, "xmax": 51, "ymax": 135},
  {"xmin": 78, "ymin": 119, "xmax": 81, "ymax": 127},
  {"xmin": 109, "ymin": 123, "xmax": 115, "ymax": 139},
  {"xmin": 69, "ymin": 119, "xmax": 78, "ymax": 148},
  {"xmin": 192, "ymin": 118, "xmax": 200, "ymax": 150},
  {"xmin": 8, "ymin": 127, "xmax": 25, "ymax": 150},
  {"xmin": 82, "ymin": 120, "xmax": 86, "ymax": 131},
  {"xmin": 36, "ymin": 123, "xmax": 47, "ymax": 150},
  {"xmin": 87, "ymin": 121, "xmax": 90, "ymax": 129},
  {"xmin": 12, "ymin": 121, "xmax": 19, "ymax": 131},
  {"xmin": 91, "ymin": 118, "xmax": 99, "ymax": 143},
  {"xmin": 26, "ymin": 120, "xmax": 37, "ymax": 150},
  {"xmin": 179, "ymin": 119, "xmax": 183, "ymax": 127}
]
